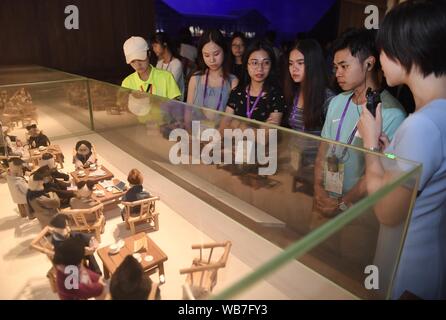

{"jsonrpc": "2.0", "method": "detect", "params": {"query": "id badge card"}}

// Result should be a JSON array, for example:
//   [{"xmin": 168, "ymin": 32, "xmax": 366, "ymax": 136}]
[{"xmin": 324, "ymin": 156, "xmax": 344, "ymax": 196}]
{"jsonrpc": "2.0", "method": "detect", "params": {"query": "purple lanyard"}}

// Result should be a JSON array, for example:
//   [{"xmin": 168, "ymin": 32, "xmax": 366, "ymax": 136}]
[
  {"xmin": 246, "ymin": 86, "xmax": 264, "ymax": 119},
  {"xmin": 332, "ymin": 94, "xmax": 358, "ymax": 156},
  {"xmin": 203, "ymin": 70, "xmax": 225, "ymax": 111}
]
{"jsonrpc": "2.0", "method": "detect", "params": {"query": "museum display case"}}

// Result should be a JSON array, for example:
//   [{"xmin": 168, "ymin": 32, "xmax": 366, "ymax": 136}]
[{"xmin": 0, "ymin": 66, "xmax": 421, "ymax": 299}]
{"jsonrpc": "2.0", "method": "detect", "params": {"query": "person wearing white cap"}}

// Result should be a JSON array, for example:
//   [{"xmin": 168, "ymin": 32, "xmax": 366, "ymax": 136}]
[{"xmin": 122, "ymin": 36, "xmax": 181, "ymax": 101}]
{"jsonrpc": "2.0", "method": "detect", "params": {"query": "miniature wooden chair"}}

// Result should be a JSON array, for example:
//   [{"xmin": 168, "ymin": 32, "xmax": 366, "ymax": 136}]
[
  {"xmin": 30, "ymin": 226, "xmax": 58, "ymax": 293},
  {"xmin": 60, "ymin": 203, "xmax": 106, "ymax": 242},
  {"xmin": 122, "ymin": 196, "xmax": 160, "ymax": 234},
  {"xmin": 179, "ymin": 241, "xmax": 232, "ymax": 298},
  {"xmin": 30, "ymin": 226, "xmax": 55, "ymax": 260}
]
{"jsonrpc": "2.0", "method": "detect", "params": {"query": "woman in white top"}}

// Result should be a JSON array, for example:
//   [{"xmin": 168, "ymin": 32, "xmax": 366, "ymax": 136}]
[{"xmin": 151, "ymin": 32, "xmax": 185, "ymax": 101}]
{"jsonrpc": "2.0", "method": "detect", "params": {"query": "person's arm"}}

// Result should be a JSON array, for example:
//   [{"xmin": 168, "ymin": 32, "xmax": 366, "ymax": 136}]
[
  {"xmin": 77, "ymin": 267, "xmax": 105, "ymax": 300},
  {"xmin": 166, "ymin": 73, "xmax": 181, "ymax": 100},
  {"xmin": 184, "ymin": 75, "xmax": 198, "ymax": 132},
  {"xmin": 36, "ymin": 192, "xmax": 60, "ymax": 209},
  {"xmin": 230, "ymin": 77, "xmax": 239, "ymax": 90},
  {"xmin": 312, "ymin": 107, "xmax": 341, "ymax": 216},
  {"xmin": 313, "ymin": 142, "xmax": 339, "ymax": 215},
  {"xmin": 16, "ymin": 178, "xmax": 28, "ymax": 198},
  {"xmin": 357, "ymin": 105, "xmax": 435, "ymax": 226},
  {"xmin": 266, "ymin": 90, "xmax": 285, "ymax": 126},
  {"xmin": 53, "ymin": 170, "xmax": 70, "ymax": 181},
  {"xmin": 186, "ymin": 75, "xmax": 197, "ymax": 106},
  {"xmin": 266, "ymin": 112, "xmax": 282, "ymax": 126},
  {"xmin": 171, "ymin": 60, "xmax": 184, "ymax": 85}
]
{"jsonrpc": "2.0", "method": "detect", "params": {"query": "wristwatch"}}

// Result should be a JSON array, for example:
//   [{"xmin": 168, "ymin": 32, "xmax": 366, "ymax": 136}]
[{"xmin": 366, "ymin": 146, "xmax": 381, "ymax": 152}]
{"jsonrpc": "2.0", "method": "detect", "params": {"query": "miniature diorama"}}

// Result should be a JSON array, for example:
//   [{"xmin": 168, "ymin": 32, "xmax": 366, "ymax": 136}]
[{"xmin": 0, "ymin": 88, "xmax": 37, "ymax": 130}]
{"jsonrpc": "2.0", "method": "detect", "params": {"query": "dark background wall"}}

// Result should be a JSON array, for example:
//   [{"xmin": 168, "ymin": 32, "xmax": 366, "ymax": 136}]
[
  {"xmin": 0, "ymin": 0, "xmax": 389, "ymax": 85},
  {"xmin": 0, "ymin": 0, "xmax": 156, "ymax": 84}
]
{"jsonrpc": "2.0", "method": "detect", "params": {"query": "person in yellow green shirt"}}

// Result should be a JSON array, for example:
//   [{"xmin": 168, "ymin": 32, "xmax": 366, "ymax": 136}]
[{"xmin": 122, "ymin": 36, "xmax": 181, "ymax": 124}]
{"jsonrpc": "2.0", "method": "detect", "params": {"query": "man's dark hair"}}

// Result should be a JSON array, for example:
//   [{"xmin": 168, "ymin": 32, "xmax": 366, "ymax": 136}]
[
  {"xmin": 31, "ymin": 165, "xmax": 51, "ymax": 181},
  {"xmin": 8, "ymin": 157, "xmax": 24, "ymax": 166},
  {"xmin": 53, "ymin": 237, "xmax": 84, "ymax": 266},
  {"xmin": 41, "ymin": 153, "xmax": 53, "ymax": 160},
  {"xmin": 110, "ymin": 255, "xmax": 157, "ymax": 300},
  {"xmin": 49, "ymin": 214, "xmax": 69, "ymax": 229},
  {"xmin": 333, "ymin": 28, "xmax": 379, "ymax": 70},
  {"xmin": 26, "ymin": 124, "xmax": 37, "ymax": 131},
  {"xmin": 377, "ymin": 0, "xmax": 446, "ymax": 77}
]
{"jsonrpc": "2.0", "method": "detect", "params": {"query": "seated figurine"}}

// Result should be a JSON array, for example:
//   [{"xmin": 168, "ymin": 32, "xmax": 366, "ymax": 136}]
[
  {"xmin": 53, "ymin": 237, "xmax": 105, "ymax": 300},
  {"xmin": 26, "ymin": 124, "xmax": 50, "ymax": 148},
  {"xmin": 69, "ymin": 181, "xmax": 101, "ymax": 223},
  {"xmin": 110, "ymin": 255, "xmax": 160, "ymax": 300},
  {"xmin": 6, "ymin": 158, "xmax": 32, "ymax": 219},
  {"xmin": 38, "ymin": 162, "xmax": 74, "ymax": 209},
  {"xmin": 48, "ymin": 214, "xmax": 101, "ymax": 275},
  {"xmin": 27, "ymin": 167, "xmax": 60, "ymax": 228},
  {"xmin": 73, "ymin": 140, "xmax": 97, "ymax": 169},
  {"xmin": 121, "ymin": 169, "xmax": 150, "ymax": 219}
]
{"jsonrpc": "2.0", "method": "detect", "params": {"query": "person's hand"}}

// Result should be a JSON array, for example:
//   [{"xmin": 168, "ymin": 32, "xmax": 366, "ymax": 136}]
[
  {"xmin": 89, "ymin": 237, "xmax": 99, "ymax": 251},
  {"xmin": 378, "ymin": 133, "xmax": 390, "ymax": 151},
  {"xmin": 357, "ymin": 103, "xmax": 382, "ymax": 149},
  {"xmin": 313, "ymin": 185, "xmax": 340, "ymax": 217}
]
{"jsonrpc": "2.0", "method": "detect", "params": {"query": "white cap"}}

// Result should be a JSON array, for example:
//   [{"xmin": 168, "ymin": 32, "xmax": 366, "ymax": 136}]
[{"xmin": 123, "ymin": 36, "xmax": 149, "ymax": 64}]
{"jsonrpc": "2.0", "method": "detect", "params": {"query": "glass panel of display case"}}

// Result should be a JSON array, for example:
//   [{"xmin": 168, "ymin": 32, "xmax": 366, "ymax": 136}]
[
  {"xmin": 0, "ymin": 78, "xmax": 93, "ymax": 140},
  {"xmin": 0, "ymin": 65, "xmax": 84, "ymax": 86},
  {"xmin": 86, "ymin": 79, "xmax": 421, "ymax": 299},
  {"xmin": 0, "ymin": 68, "xmax": 421, "ymax": 300}
]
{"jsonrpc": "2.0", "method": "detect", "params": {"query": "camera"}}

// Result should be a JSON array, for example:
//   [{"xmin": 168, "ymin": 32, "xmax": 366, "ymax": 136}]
[{"xmin": 366, "ymin": 87, "xmax": 381, "ymax": 117}]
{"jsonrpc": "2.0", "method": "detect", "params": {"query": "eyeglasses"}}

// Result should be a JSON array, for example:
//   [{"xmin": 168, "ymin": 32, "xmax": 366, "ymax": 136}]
[
  {"xmin": 248, "ymin": 59, "xmax": 272, "ymax": 69},
  {"xmin": 232, "ymin": 44, "xmax": 245, "ymax": 49}
]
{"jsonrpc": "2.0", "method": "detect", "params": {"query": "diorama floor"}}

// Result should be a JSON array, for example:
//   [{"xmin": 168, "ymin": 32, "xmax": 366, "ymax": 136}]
[{"xmin": 0, "ymin": 100, "xmax": 354, "ymax": 300}]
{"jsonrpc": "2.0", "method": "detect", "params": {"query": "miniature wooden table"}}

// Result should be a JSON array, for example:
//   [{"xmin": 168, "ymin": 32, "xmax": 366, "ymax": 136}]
[
  {"xmin": 70, "ymin": 165, "xmax": 114, "ymax": 185},
  {"xmin": 29, "ymin": 145, "xmax": 64, "ymax": 168},
  {"xmin": 91, "ymin": 178, "xmax": 126, "ymax": 207},
  {"xmin": 97, "ymin": 233, "xmax": 168, "ymax": 283}
]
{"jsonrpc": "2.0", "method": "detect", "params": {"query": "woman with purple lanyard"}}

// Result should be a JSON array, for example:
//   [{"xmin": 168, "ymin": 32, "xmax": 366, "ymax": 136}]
[
  {"xmin": 225, "ymin": 40, "xmax": 285, "ymax": 125},
  {"xmin": 186, "ymin": 29, "xmax": 238, "ymax": 124},
  {"xmin": 283, "ymin": 39, "xmax": 335, "ymax": 170}
]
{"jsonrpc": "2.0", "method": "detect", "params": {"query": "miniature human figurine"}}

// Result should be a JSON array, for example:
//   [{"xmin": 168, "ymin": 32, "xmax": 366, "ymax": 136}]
[
  {"xmin": 68, "ymin": 181, "xmax": 101, "ymax": 224},
  {"xmin": 6, "ymin": 158, "xmax": 33, "ymax": 219},
  {"xmin": 26, "ymin": 124, "xmax": 50, "ymax": 148},
  {"xmin": 38, "ymin": 162, "xmax": 74, "ymax": 209},
  {"xmin": 73, "ymin": 140, "xmax": 97, "ymax": 169},
  {"xmin": 2, "ymin": 126, "xmax": 27, "ymax": 158},
  {"xmin": 26, "ymin": 167, "xmax": 60, "ymax": 228},
  {"xmin": 47, "ymin": 214, "xmax": 102, "ymax": 275},
  {"xmin": 11, "ymin": 87, "xmax": 32, "ymax": 105}
]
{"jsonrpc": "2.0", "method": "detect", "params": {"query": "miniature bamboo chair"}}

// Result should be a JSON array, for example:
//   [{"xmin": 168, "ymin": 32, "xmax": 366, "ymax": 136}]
[
  {"xmin": 122, "ymin": 196, "xmax": 160, "ymax": 234},
  {"xmin": 60, "ymin": 203, "xmax": 105, "ymax": 242},
  {"xmin": 179, "ymin": 241, "xmax": 232, "ymax": 298}
]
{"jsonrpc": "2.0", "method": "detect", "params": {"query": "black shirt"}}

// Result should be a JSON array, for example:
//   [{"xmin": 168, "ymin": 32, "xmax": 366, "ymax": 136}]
[
  {"xmin": 227, "ymin": 86, "xmax": 286, "ymax": 122},
  {"xmin": 29, "ymin": 133, "xmax": 50, "ymax": 148}
]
